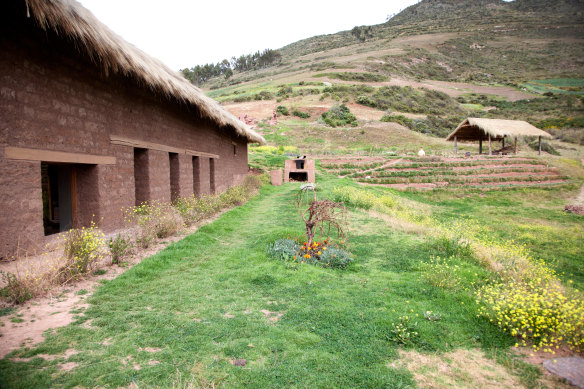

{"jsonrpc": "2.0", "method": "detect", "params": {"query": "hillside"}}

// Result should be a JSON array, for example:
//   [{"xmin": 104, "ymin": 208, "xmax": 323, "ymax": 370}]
[
  {"xmin": 197, "ymin": 0, "xmax": 583, "ymax": 159},
  {"xmin": 209, "ymin": 0, "xmax": 584, "ymax": 87}
]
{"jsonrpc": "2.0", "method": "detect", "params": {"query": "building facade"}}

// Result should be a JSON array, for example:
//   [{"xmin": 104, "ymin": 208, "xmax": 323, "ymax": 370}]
[{"xmin": 0, "ymin": 0, "xmax": 263, "ymax": 258}]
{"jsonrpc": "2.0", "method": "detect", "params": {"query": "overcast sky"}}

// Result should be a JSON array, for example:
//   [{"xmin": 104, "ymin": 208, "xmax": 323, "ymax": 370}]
[{"xmin": 77, "ymin": 0, "xmax": 421, "ymax": 71}]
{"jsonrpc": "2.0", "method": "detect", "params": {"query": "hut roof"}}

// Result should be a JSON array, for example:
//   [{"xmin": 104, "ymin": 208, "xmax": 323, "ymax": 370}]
[
  {"xmin": 23, "ymin": 0, "xmax": 265, "ymax": 144},
  {"xmin": 446, "ymin": 118, "xmax": 552, "ymax": 141}
]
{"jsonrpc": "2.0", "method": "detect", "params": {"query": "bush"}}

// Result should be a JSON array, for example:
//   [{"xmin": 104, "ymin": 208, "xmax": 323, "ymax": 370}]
[
  {"xmin": 254, "ymin": 91, "xmax": 274, "ymax": 100},
  {"xmin": 390, "ymin": 315, "xmax": 419, "ymax": 345},
  {"xmin": 318, "ymin": 246, "xmax": 353, "ymax": 269},
  {"xmin": 420, "ymin": 256, "xmax": 460, "ymax": 289},
  {"xmin": 59, "ymin": 224, "xmax": 106, "ymax": 282},
  {"xmin": 108, "ymin": 234, "xmax": 133, "ymax": 264},
  {"xmin": 292, "ymin": 110, "xmax": 310, "ymax": 119},
  {"xmin": 127, "ymin": 201, "xmax": 183, "ymax": 248},
  {"xmin": 276, "ymin": 105, "xmax": 289, "ymax": 116},
  {"xmin": 321, "ymin": 104, "xmax": 358, "ymax": 127},
  {"xmin": 174, "ymin": 176, "xmax": 262, "ymax": 226},
  {"xmin": 268, "ymin": 239, "xmax": 353, "ymax": 269},
  {"xmin": 277, "ymin": 86, "xmax": 293, "ymax": 96},
  {"xmin": 0, "ymin": 271, "xmax": 35, "ymax": 304},
  {"xmin": 267, "ymin": 239, "xmax": 298, "ymax": 261},
  {"xmin": 477, "ymin": 277, "xmax": 584, "ymax": 352},
  {"xmin": 356, "ymin": 95, "xmax": 377, "ymax": 107},
  {"xmin": 528, "ymin": 140, "xmax": 560, "ymax": 155}
]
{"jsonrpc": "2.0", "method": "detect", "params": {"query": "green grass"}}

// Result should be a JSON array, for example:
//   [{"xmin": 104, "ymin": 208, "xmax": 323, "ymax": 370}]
[
  {"xmin": 1, "ymin": 176, "xmax": 534, "ymax": 388},
  {"xmin": 521, "ymin": 78, "xmax": 584, "ymax": 95},
  {"xmin": 402, "ymin": 186, "xmax": 584, "ymax": 290}
]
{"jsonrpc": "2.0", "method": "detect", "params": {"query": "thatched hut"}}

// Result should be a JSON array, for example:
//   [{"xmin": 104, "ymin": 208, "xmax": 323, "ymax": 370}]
[
  {"xmin": 446, "ymin": 118, "xmax": 552, "ymax": 155},
  {"xmin": 0, "ymin": 0, "xmax": 264, "ymax": 258}
]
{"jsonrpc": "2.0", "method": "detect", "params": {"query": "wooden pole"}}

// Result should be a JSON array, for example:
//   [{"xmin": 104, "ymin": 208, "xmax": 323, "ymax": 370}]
[
  {"xmin": 454, "ymin": 136, "xmax": 458, "ymax": 155},
  {"xmin": 479, "ymin": 138, "xmax": 482, "ymax": 155},
  {"xmin": 502, "ymin": 137, "xmax": 505, "ymax": 148},
  {"xmin": 538, "ymin": 136, "xmax": 542, "ymax": 155},
  {"xmin": 514, "ymin": 137, "xmax": 518, "ymax": 155},
  {"xmin": 488, "ymin": 133, "xmax": 492, "ymax": 155}
]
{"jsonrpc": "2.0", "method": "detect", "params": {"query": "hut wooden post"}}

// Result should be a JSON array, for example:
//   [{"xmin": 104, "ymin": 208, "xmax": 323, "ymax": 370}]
[
  {"xmin": 479, "ymin": 138, "xmax": 482, "ymax": 155},
  {"xmin": 488, "ymin": 134, "xmax": 492, "ymax": 155},
  {"xmin": 514, "ymin": 137, "xmax": 518, "ymax": 155},
  {"xmin": 454, "ymin": 136, "xmax": 458, "ymax": 154},
  {"xmin": 502, "ymin": 136, "xmax": 505, "ymax": 148},
  {"xmin": 538, "ymin": 136, "xmax": 542, "ymax": 155}
]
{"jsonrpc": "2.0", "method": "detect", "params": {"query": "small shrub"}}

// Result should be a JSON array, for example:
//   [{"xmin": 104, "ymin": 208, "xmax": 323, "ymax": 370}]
[
  {"xmin": 267, "ymin": 239, "xmax": 298, "ymax": 261},
  {"xmin": 478, "ymin": 279, "xmax": 584, "ymax": 353},
  {"xmin": 0, "ymin": 271, "xmax": 35, "ymax": 305},
  {"xmin": 420, "ymin": 256, "xmax": 460, "ymax": 289},
  {"xmin": 276, "ymin": 105, "xmax": 289, "ymax": 116},
  {"xmin": 268, "ymin": 238, "xmax": 353, "ymax": 270},
  {"xmin": 173, "ymin": 195, "xmax": 222, "ymax": 227},
  {"xmin": 59, "ymin": 224, "xmax": 106, "ymax": 282},
  {"xmin": 423, "ymin": 311, "xmax": 442, "ymax": 321},
  {"xmin": 390, "ymin": 315, "xmax": 419, "ymax": 345},
  {"xmin": 318, "ymin": 246, "xmax": 353, "ymax": 269},
  {"xmin": 356, "ymin": 95, "xmax": 377, "ymax": 107},
  {"xmin": 277, "ymin": 86, "xmax": 293, "ymax": 96},
  {"xmin": 174, "ymin": 177, "xmax": 262, "ymax": 226},
  {"xmin": 108, "ymin": 234, "xmax": 133, "ymax": 264},
  {"xmin": 254, "ymin": 91, "xmax": 274, "ymax": 100},
  {"xmin": 527, "ymin": 140, "xmax": 560, "ymax": 155},
  {"xmin": 321, "ymin": 104, "xmax": 358, "ymax": 127},
  {"xmin": 126, "ymin": 202, "xmax": 183, "ymax": 248},
  {"xmin": 292, "ymin": 110, "xmax": 310, "ymax": 119}
]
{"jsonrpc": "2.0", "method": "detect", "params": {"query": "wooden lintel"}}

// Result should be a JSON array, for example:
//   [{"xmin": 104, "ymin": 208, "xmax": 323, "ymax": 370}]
[
  {"xmin": 111, "ymin": 135, "xmax": 220, "ymax": 159},
  {"xmin": 110, "ymin": 135, "xmax": 183, "ymax": 154},
  {"xmin": 185, "ymin": 149, "xmax": 220, "ymax": 159},
  {"xmin": 4, "ymin": 147, "xmax": 116, "ymax": 165}
]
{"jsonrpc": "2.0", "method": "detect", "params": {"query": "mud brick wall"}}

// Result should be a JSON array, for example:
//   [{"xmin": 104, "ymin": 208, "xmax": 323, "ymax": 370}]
[
  {"xmin": 0, "ymin": 3, "xmax": 250, "ymax": 258},
  {"xmin": 0, "ymin": 158, "xmax": 44, "ymax": 257},
  {"xmin": 177, "ymin": 154, "xmax": 194, "ymax": 199}
]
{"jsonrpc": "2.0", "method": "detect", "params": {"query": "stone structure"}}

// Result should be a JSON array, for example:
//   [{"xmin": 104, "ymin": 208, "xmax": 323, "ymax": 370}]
[
  {"xmin": 270, "ymin": 170, "xmax": 283, "ymax": 186},
  {"xmin": 238, "ymin": 114, "xmax": 258, "ymax": 129},
  {"xmin": 0, "ymin": 0, "xmax": 264, "ymax": 258},
  {"xmin": 284, "ymin": 159, "xmax": 315, "ymax": 183}
]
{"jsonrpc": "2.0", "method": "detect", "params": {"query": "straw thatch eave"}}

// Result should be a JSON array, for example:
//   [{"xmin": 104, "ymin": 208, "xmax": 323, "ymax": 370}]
[
  {"xmin": 23, "ymin": 0, "xmax": 265, "ymax": 144},
  {"xmin": 446, "ymin": 118, "xmax": 552, "ymax": 142}
]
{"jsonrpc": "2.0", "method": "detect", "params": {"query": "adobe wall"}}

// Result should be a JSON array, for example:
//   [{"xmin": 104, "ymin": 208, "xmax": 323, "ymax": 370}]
[{"xmin": 0, "ymin": 4, "xmax": 249, "ymax": 258}]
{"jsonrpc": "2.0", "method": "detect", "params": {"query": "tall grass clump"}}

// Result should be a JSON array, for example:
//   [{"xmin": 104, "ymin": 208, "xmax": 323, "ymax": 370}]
[
  {"xmin": 59, "ymin": 223, "xmax": 106, "ymax": 282},
  {"xmin": 125, "ymin": 201, "xmax": 184, "ymax": 248},
  {"xmin": 332, "ymin": 186, "xmax": 396, "ymax": 210},
  {"xmin": 0, "ymin": 271, "xmax": 37, "ymax": 304},
  {"xmin": 174, "ymin": 175, "xmax": 263, "ymax": 226},
  {"xmin": 108, "ymin": 234, "xmax": 133, "ymax": 264}
]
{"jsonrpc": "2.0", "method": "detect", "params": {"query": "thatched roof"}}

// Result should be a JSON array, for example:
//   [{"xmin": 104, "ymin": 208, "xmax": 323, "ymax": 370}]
[
  {"xmin": 446, "ymin": 118, "xmax": 552, "ymax": 141},
  {"xmin": 23, "ymin": 0, "xmax": 265, "ymax": 144}
]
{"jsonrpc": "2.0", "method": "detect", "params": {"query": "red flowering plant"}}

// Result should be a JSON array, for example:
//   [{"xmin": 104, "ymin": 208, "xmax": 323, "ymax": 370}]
[{"xmin": 292, "ymin": 186, "xmax": 353, "ymax": 268}]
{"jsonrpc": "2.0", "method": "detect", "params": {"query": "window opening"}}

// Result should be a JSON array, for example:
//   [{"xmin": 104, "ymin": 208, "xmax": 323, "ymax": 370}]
[{"xmin": 169, "ymin": 152, "xmax": 179, "ymax": 201}]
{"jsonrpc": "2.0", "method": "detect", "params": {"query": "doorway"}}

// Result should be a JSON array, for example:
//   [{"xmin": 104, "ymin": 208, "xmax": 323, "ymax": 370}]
[{"xmin": 42, "ymin": 164, "xmax": 74, "ymax": 235}]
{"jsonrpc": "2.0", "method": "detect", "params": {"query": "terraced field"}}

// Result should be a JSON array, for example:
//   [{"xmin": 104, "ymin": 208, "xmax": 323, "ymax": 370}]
[{"xmin": 321, "ymin": 156, "xmax": 570, "ymax": 190}]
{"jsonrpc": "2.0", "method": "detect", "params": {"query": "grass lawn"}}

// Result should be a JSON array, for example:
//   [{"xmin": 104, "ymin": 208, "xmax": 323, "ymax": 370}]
[
  {"xmin": 0, "ymin": 174, "xmax": 578, "ymax": 388},
  {"xmin": 404, "ymin": 186, "xmax": 584, "ymax": 290}
]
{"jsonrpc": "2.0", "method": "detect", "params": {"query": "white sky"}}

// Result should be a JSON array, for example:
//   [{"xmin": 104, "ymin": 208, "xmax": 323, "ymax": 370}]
[{"xmin": 77, "ymin": 0, "xmax": 421, "ymax": 71}]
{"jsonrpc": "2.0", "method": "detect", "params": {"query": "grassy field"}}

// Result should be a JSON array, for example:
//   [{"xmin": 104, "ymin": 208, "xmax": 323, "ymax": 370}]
[{"xmin": 1, "ymin": 172, "xmax": 581, "ymax": 388}]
